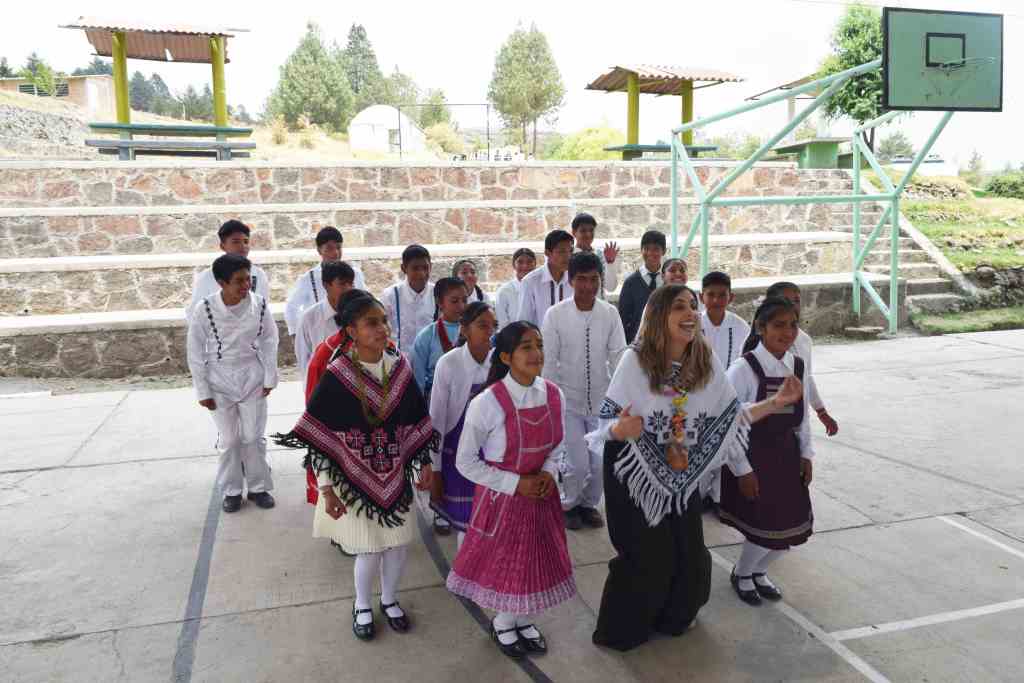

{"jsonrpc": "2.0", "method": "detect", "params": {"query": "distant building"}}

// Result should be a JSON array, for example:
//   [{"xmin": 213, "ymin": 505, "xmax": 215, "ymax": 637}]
[
  {"xmin": 349, "ymin": 104, "xmax": 427, "ymax": 155},
  {"xmin": 889, "ymin": 154, "xmax": 957, "ymax": 177},
  {"xmin": 0, "ymin": 74, "xmax": 115, "ymax": 114}
]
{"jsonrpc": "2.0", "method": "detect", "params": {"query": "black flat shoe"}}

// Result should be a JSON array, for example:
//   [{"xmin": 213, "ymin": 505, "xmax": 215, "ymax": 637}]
[
  {"xmin": 515, "ymin": 624, "xmax": 547, "ymax": 654},
  {"xmin": 563, "ymin": 508, "xmax": 583, "ymax": 530},
  {"xmin": 379, "ymin": 601, "xmax": 410, "ymax": 633},
  {"xmin": 222, "ymin": 495, "xmax": 242, "ymax": 513},
  {"xmin": 433, "ymin": 515, "xmax": 452, "ymax": 536},
  {"xmin": 352, "ymin": 607, "xmax": 375, "ymax": 641},
  {"xmin": 491, "ymin": 624, "xmax": 527, "ymax": 658},
  {"xmin": 577, "ymin": 507, "xmax": 605, "ymax": 529},
  {"xmin": 751, "ymin": 572, "xmax": 783, "ymax": 601},
  {"xmin": 730, "ymin": 567, "xmax": 761, "ymax": 606},
  {"xmin": 247, "ymin": 491, "xmax": 275, "ymax": 509}
]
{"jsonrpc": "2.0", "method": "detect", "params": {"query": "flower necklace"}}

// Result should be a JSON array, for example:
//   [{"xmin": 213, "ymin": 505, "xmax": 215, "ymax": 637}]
[
  {"xmin": 350, "ymin": 346, "xmax": 390, "ymax": 428},
  {"xmin": 662, "ymin": 376, "xmax": 690, "ymax": 471}
]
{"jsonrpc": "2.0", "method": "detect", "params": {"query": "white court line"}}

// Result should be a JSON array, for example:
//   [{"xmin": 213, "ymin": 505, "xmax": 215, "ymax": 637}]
[
  {"xmin": 830, "ymin": 598, "xmax": 1024, "ymax": 642},
  {"xmin": 938, "ymin": 515, "xmax": 1024, "ymax": 562},
  {"xmin": 707, "ymin": 550, "xmax": 891, "ymax": 683}
]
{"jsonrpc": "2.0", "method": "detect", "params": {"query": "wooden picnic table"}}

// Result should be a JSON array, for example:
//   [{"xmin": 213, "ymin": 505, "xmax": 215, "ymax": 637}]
[
  {"xmin": 771, "ymin": 137, "xmax": 846, "ymax": 169},
  {"xmin": 604, "ymin": 143, "xmax": 718, "ymax": 161},
  {"xmin": 86, "ymin": 122, "xmax": 255, "ymax": 161}
]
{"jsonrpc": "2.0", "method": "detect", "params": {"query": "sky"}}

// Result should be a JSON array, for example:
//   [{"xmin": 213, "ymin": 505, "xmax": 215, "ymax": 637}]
[{"xmin": 3, "ymin": 0, "xmax": 1021, "ymax": 170}]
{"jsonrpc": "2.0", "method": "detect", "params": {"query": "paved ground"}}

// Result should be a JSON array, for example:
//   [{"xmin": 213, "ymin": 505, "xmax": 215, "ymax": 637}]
[{"xmin": 2, "ymin": 330, "xmax": 1023, "ymax": 683}]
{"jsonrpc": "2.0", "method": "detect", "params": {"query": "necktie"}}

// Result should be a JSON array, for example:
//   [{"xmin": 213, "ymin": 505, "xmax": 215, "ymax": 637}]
[{"xmin": 648, "ymin": 272, "xmax": 658, "ymax": 291}]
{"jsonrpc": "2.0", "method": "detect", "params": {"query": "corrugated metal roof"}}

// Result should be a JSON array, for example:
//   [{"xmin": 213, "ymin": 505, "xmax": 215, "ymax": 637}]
[
  {"xmin": 61, "ymin": 17, "xmax": 248, "ymax": 64},
  {"xmin": 586, "ymin": 64, "xmax": 744, "ymax": 95}
]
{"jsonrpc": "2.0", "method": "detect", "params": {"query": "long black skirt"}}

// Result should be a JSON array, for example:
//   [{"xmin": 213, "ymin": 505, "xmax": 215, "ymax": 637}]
[{"xmin": 592, "ymin": 441, "xmax": 712, "ymax": 652}]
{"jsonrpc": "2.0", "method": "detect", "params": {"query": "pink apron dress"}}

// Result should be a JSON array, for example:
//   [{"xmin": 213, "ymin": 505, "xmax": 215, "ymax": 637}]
[{"xmin": 446, "ymin": 380, "xmax": 577, "ymax": 614}]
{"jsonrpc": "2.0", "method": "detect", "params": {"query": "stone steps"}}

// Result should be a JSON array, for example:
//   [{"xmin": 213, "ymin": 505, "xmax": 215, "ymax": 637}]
[
  {"xmin": 0, "ymin": 160, "xmax": 854, "ymax": 209},
  {"xmin": 1, "ymin": 197, "xmax": 870, "ymax": 259},
  {"xmin": 863, "ymin": 249, "xmax": 933, "ymax": 265},
  {"xmin": 0, "ymin": 271, "xmax": 903, "ymax": 379},
  {"xmin": 0, "ymin": 232, "xmax": 858, "ymax": 316},
  {"xmin": 907, "ymin": 293, "xmax": 968, "ymax": 316},
  {"xmin": 865, "ymin": 262, "xmax": 943, "ymax": 280},
  {"xmin": 906, "ymin": 277, "xmax": 955, "ymax": 296}
]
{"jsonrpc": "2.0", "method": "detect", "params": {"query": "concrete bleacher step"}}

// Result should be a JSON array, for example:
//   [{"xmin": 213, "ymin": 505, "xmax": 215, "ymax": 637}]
[
  {"xmin": 865, "ymin": 262, "xmax": 942, "ymax": 279},
  {"xmin": 0, "ymin": 271, "xmax": 901, "ymax": 378},
  {"xmin": 907, "ymin": 293, "xmax": 968, "ymax": 315},
  {"xmin": 0, "ymin": 231, "xmax": 857, "ymax": 316},
  {"xmin": 906, "ymin": 277, "xmax": 954, "ymax": 296},
  {"xmin": 863, "ymin": 249, "xmax": 932, "ymax": 265}
]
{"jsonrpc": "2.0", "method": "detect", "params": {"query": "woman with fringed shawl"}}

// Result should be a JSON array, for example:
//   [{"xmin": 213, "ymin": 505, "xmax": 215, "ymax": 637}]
[
  {"xmin": 276, "ymin": 292, "xmax": 437, "ymax": 642},
  {"xmin": 586, "ymin": 285, "xmax": 802, "ymax": 651}
]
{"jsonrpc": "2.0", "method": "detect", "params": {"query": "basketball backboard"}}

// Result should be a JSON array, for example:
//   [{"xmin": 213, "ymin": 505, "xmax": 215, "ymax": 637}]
[{"xmin": 883, "ymin": 7, "xmax": 1003, "ymax": 112}]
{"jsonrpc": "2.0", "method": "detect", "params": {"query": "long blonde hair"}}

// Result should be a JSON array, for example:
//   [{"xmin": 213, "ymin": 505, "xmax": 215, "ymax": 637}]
[{"xmin": 635, "ymin": 285, "xmax": 714, "ymax": 393}]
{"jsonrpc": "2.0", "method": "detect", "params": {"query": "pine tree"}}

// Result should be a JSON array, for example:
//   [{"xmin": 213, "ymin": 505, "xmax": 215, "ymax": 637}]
[
  {"xmin": 419, "ymin": 89, "xmax": 451, "ymax": 128},
  {"xmin": 343, "ymin": 23, "xmax": 384, "ymax": 114},
  {"xmin": 0, "ymin": 57, "xmax": 13, "ymax": 78},
  {"xmin": 129, "ymin": 71, "xmax": 155, "ymax": 111},
  {"xmin": 267, "ymin": 22, "xmax": 355, "ymax": 131}
]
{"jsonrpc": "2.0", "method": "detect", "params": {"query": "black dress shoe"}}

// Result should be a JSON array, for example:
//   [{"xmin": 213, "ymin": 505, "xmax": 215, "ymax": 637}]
[
  {"xmin": 577, "ymin": 507, "xmax": 605, "ymax": 529},
  {"xmin": 352, "ymin": 607, "xmax": 375, "ymax": 641},
  {"xmin": 730, "ymin": 567, "xmax": 762, "ymax": 606},
  {"xmin": 222, "ymin": 495, "xmax": 242, "ymax": 513},
  {"xmin": 491, "ymin": 624, "xmax": 527, "ymax": 659},
  {"xmin": 515, "ymin": 624, "xmax": 548, "ymax": 654},
  {"xmin": 563, "ymin": 508, "xmax": 583, "ymax": 530},
  {"xmin": 751, "ymin": 573, "xmax": 783, "ymax": 601},
  {"xmin": 247, "ymin": 491, "xmax": 275, "ymax": 509},
  {"xmin": 433, "ymin": 514, "xmax": 452, "ymax": 536},
  {"xmin": 379, "ymin": 601, "xmax": 410, "ymax": 632}
]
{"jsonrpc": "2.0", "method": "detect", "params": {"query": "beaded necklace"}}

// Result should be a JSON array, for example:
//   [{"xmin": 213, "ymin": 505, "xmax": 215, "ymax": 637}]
[
  {"xmin": 663, "ymin": 365, "xmax": 690, "ymax": 470},
  {"xmin": 350, "ymin": 347, "xmax": 390, "ymax": 428}
]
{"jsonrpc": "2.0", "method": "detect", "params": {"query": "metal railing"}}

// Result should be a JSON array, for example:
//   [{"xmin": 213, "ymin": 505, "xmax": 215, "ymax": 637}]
[{"xmin": 669, "ymin": 57, "xmax": 953, "ymax": 333}]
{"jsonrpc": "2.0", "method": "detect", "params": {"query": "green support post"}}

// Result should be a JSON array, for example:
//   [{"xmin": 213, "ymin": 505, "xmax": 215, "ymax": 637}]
[
  {"xmin": 699, "ymin": 204, "xmax": 710, "ymax": 276},
  {"xmin": 111, "ymin": 31, "xmax": 130, "ymax": 124},
  {"xmin": 889, "ymin": 195, "xmax": 900, "ymax": 333},
  {"xmin": 852, "ymin": 142, "xmax": 861, "ymax": 315},
  {"xmin": 210, "ymin": 36, "xmax": 228, "ymax": 129},
  {"xmin": 681, "ymin": 80, "xmax": 694, "ymax": 146},
  {"xmin": 670, "ymin": 139, "xmax": 679, "ymax": 256}
]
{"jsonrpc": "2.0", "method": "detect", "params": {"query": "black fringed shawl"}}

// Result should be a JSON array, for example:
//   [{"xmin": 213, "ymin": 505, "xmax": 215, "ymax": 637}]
[{"xmin": 275, "ymin": 348, "xmax": 437, "ymax": 527}]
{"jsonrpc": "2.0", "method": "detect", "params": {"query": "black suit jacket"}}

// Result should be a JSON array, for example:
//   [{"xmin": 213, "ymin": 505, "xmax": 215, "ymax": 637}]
[{"xmin": 618, "ymin": 270, "xmax": 655, "ymax": 343}]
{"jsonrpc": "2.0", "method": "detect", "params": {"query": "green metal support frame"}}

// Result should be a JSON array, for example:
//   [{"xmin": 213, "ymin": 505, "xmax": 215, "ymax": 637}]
[{"xmin": 669, "ymin": 57, "xmax": 956, "ymax": 333}]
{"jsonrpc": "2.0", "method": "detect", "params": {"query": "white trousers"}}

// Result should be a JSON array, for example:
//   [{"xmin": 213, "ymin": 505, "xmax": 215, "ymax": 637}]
[
  {"xmin": 208, "ymin": 359, "xmax": 273, "ymax": 498},
  {"xmin": 560, "ymin": 411, "xmax": 602, "ymax": 511}
]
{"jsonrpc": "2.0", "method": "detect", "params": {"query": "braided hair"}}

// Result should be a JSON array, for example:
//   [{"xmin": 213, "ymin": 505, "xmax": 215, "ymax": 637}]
[
  {"xmin": 741, "ymin": 296, "xmax": 798, "ymax": 354},
  {"xmin": 456, "ymin": 301, "xmax": 494, "ymax": 348},
  {"xmin": 484, "ymin": 321, "xmax": 541, "ymax": 390}
]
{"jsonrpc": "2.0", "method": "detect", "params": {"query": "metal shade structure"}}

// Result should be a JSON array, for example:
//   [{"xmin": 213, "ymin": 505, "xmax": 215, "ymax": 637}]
[
  {"xmin": 60, "ymin": 17, "xmax": 249, "ymax": 126},
  {"xmin": 586, "ymin": 64, "xmax": 744, "ymax": 147}
]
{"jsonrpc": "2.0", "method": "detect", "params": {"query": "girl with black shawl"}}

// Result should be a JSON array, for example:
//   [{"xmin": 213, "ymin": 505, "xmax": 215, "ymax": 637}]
[{"xmin": 276, "ymin": 292, "xmax": 436, "ymax": 641}]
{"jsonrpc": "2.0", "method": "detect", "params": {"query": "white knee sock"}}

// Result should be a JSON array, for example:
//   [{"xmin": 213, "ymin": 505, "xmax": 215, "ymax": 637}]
[
  {"xmin": 753, "ymin": 549, "xmax": 786, "ymax": 588},
  {"xmin": 493, "ymin": 612, "xmax": 518, "ymax": 645},
  {"xmin": 354, "ymin": 552, "xmax": 382, "ymax": 625},
  {"xmin": 380, "ymin": 546, "xmax": 408, "ymax": 617},
  {"xmin": 736, "ymin": 542, "xmax": 772, "ymax": 591}
]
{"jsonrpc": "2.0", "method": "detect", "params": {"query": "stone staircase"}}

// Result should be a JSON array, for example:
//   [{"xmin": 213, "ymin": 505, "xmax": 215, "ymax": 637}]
[{"xmin": 0, "ymin": 160, "xmax": 955, "ymax": 378}]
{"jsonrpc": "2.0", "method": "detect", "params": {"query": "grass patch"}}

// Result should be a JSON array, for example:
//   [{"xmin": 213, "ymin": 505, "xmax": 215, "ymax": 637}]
[
  {"xmin": 913, "ymin": 306, "xmax": 1024, "ymax": 335},
  {"xmin": 903, "ymin": 197, "xmax": 1024, "ymax": 271}
]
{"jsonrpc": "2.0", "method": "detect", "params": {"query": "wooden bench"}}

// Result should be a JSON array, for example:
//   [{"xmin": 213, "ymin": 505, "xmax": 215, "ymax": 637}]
[
  {"xmin": 771, "ymin": 137, "xmax": 846, "ymax": 169},
  {"xmin": 86, "ymin": 122, "xmax": 255, "ymax": 161},
  {"xmin": 604, "ymin": 143, "xmax": 718, "ymax": 161}
]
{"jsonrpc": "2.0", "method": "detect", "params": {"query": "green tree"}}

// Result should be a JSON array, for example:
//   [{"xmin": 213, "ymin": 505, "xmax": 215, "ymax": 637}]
[
  {"xmin": 877, "ymin": 130, "xmax": 914, "ymax": 162},
  {"xmin": 380, "ymin": 66, "xmax": 420, "ymax": 120},
  {"xmin": 72, "ymin": 57, "xmax": 112, "ymax": 76},
  {"xmin": 343, "ymin": 23, "xmax": 384, "ymax": 113},
  {"xmin": 198, "ymin": 84, "xmax": 215, "ymax": 121},
  {"xmin": 960, "ymin": 149, "xmax": 985, "ymax": 187},
  {"xmin": 179, "ymin": 85, "xmax": 204, "ymax": 120},
  {"xmin": 235, "ymin": 104, "xmax": 253, "ymax": 124},
  {"xmin": 19, "ymin": 57, "xmax": 67, "ymax": 97},
  {"xmin": 22, "ymin": 52, "xmax": 44, "ymax": 76},
  {"xmin": 544, "ymin": 125, "xmax": 623, "ymax": 160},
  {"xmin": 129, "ymin": 71, "xmax": 155, "ymax": 111},
  {"xmin": 0, "ymin": 57, "xmax": 13, "ymax": 78},
  {"xmin": 419, "ymin": 88, "xmax": 451, "ymax": 128},
  {"xmin": 267, "ymin": 22, "xmax": 355, "ymax": 132},
  {"xmin": 148, "ymin": 74, "xmax": 178, "ymax": 116},
  {"xmin": 425, "ymin": 122, "xmax": 464, "ymax": 155},
  {"xmin": 819, "ymin": 4, "xmax": 886, "ymax": 150},
  {"xmin": 488, "ymin": 23, "xmax": 566, "ymax": 156}
]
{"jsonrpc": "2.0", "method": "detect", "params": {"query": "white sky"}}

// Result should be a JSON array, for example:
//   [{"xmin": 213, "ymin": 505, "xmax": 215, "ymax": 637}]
[{"xmin": 3, "ymin": 0, "xmax": 1021, "ymax": 169}]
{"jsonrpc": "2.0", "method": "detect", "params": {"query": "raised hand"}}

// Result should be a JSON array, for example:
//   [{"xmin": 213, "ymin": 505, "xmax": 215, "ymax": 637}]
[
  {"xmin": 773, "ymin": 375, "xmax": 803, "ymax": 409},
  {"xmin": 603, "ymin": 241, "xmax": 620, "ymax": 264},
  {"xmin": 612, "ymin": 405, "xmax": 644, "ymax": 441}
]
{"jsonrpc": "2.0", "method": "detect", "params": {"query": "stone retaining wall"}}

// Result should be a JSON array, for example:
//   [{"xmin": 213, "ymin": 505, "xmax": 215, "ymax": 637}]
[
  {"xmin": 0, "ymin": 240, "xmax": 855, "ymax": 315},
  {"xmin": 0, "ymin": 200, "xmax": 883, "ymax": 259},
  {"xmin": 968, "ymin": 265, "xmax": 1024, "ymax": 306},
  {"xmin": 0, "ymin": 279, "xmax": 901, "ymax": 379},
  {"xmin": 0, "ymin": 162, "xmax": 853, "ymax": 208}
]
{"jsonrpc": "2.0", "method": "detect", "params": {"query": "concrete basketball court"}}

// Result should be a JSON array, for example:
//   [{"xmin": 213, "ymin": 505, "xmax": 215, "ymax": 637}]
[{"xmin": 1, "ymin": 330, "xmax": 1023, "ymax": 682}]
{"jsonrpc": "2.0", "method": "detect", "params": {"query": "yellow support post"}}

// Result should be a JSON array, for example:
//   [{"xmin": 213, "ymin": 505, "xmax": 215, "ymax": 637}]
[
  {"xmin": 681, "ymin": 80, "xmax": 694, "ymax": 146},
  {"xmin": 111, "ymin": 31, "xmax": 130, "ymax": 124},
  {"xmin": 210, "ymin": 36, "xmax": 228, "ymax": 128},
  {"xmin": 626, "ymin": 72, "xmax": 639, "ymax": 146}
]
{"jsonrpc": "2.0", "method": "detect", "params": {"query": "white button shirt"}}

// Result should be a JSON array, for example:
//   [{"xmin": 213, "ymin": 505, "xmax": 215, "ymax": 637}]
[
  {"xmin": 295, "ymin": 299, "xmax": 341, "ymax": 378},
  {"xmin": 185, "ymin": 265, "xmax": 270, "ymax": 323},
  {"xmin": 381, "ymin": 280, "xmax": 436, "ymax": 353},
  {"xmin": 793, "ymin": 328, "xmax": 825, "ymax": 412},
  {"xmin": 456, "ymin": 375, "xmax": 565, "ymax": 496},
  {"xmin": 726, "ymin": 342, "xmax": 815, "ymax": 460},
  {"xmin": 284, "ymin": 263, "xmax": 366, "ymax": 335},
  {"xmin": 495, "ymin": 278, "xmax": 523, "ymax": 329},
  {"xmin": 429, "ymin": 344, "xmax": 491, "ymax": 468},
  {"xmin": 517, "ymin": 265, "xmax": 573, "ymax": 328},
  {"xmin": 541, "ymin": 297, "xmax": 627, "ymax": 417},
  {"xmin": 701, "ymin": 310, "xmax": 751, "ymax": 370}
]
